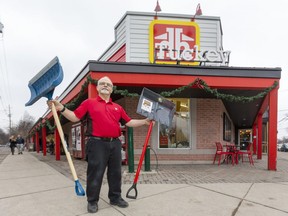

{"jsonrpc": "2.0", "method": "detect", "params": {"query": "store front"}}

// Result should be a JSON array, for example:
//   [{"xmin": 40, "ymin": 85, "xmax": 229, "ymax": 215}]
[{"xmin": 27, "ymin": 11, "xmax": 281, "ymax": 170}]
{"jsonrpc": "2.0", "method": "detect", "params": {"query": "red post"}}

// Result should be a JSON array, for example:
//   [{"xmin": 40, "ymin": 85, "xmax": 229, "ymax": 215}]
[
  {"xmin": 36, "ymin": 131, "xmax": 40, "ymax": 153},
  {"xmin": 80, "ymin": 82, "xmax": 97, "ymax": 159},
  {"xmin": 257, "ymin": 114, "xmax": 263, "ymax": 160},
  {"xmin": 42, "ymin": 126, "xmax": 47, "ymax": 156},
  {"xmin": 252, "ymin": 125, "xmax": 257, "ymax": 155},
  {"xmin": 32, "ymin": 135, "xmax": 35, "ymax": 151},
  {"xmin": 54, "ymin": 129, "xmax": 61, "ymax": 161},
  {"xmin": 88, "ymin": 82, "xmax": 97, "ymax": 98},
  {"xmin": 268, "ymin": 88, "xmax": 278, "ymax": 171}
]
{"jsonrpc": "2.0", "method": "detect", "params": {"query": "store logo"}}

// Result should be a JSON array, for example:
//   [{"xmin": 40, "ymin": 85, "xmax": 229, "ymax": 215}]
[
  {"xmin": 149, "ymin": 20, "xmax": 230, "ymax": 65},
  {"xmin": 149, "ymin": 20, "xmax": 200, "ymax": 65}
]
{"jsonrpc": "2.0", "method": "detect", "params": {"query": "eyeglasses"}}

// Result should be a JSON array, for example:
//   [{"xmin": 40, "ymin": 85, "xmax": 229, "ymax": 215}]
[{"xmin": 98, "ymin": 82, "xmax": 113, "ymax": 88}]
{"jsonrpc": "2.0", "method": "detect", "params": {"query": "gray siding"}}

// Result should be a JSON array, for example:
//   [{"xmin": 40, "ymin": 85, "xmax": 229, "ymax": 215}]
[
  {"xmin": 98, "ymin": 17, "xmax": 127, "ymax": 61},
  {"xmin": 99, "ymin": 12, "xmax": 224, "ymax": 65}
]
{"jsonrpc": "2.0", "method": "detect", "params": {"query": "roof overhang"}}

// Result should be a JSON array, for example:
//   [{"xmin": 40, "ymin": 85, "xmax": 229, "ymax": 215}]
[{"xmin": 49, "ymin": 61, "xmax": 281, "ymax": 129}]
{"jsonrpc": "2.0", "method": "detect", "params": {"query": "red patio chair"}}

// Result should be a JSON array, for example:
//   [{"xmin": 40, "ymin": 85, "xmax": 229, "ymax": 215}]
[
  {"xmin": 237, "ymin": 142, "xmax": 254, "ymax": 165},
  {"xmin": 213, "ymin": 142, "xmax": 235, "ymax": 166}
]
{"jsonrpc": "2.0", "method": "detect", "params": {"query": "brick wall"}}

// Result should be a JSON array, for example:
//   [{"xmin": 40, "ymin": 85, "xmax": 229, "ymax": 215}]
[
  {"xmin": 115, "ymin": 97, "xmax": 230, "ymax": 164},
  {"xmin": 116, "ymin": 97, "xmax": 149, "ymax": 149},
  {"xmin": 196, "ymin": 99, "xmax": 222, "ymax": 149}
]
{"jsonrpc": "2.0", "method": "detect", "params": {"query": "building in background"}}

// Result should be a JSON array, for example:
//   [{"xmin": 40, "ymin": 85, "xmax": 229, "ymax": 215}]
[{"xmin": 27, "ymin": 11, "xmax": 281, "ymax": 170}]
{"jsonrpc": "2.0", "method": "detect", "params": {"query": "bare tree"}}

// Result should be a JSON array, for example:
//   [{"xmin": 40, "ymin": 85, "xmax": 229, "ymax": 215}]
[
  {"xmin": 0, "ymin": 128, "xmax": 8, "ymax": 144},
  {"xmin": 0, "ymin": 112, "xmax": 35, "ymax": 143},
  {"xmin": 13, "ymin": 112, "xmax": 35, "ymax": 138}
]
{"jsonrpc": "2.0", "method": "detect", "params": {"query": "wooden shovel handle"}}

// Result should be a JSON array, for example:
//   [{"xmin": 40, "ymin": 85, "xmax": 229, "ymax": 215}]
[{"xmin": 51, "ymin": 103, "xmax": 78, "ymax": 181}]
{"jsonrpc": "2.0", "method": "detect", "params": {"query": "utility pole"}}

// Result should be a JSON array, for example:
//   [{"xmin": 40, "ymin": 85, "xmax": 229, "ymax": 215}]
[{"xmin": 8, "ymin": 105, "xmax": 11, "ymax": 135}]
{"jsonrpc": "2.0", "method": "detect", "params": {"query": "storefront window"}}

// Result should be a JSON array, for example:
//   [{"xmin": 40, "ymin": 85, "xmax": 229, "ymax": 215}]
[
  {"xmin": 159, "ymin": 98, "xmax": 190, "ymax": 148},
  {"xmin": 223, "ymin": 112, "xmax": 232, "ymax": 142}
]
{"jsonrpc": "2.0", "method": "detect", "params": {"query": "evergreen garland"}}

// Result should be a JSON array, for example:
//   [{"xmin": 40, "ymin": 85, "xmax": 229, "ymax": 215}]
[
  {"xmin": 58, "ymin": 76, "xmax": 279, "ymax": 107},
  {"xmin": 160, "ymin": 78, "xmax": 279, "ymax": 103},
  {"xmin": 36, "ymin": 75, "xmax": 278, "ymax": 133}
]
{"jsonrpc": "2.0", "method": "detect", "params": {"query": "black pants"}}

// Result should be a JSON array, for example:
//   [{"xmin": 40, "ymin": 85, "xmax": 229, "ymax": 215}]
[
  {"xmin": 10, "ymin": 146, "xmax": 15, "ymax": 155},
  {"xmin": 86, "ymin": 138, "xmax": 122, "ymax": 203}
]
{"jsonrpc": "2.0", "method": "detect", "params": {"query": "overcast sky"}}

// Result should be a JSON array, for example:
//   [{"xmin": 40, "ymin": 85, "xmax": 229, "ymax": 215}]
[{"xmin": 0, "ymin": 0, "xmax": 287, "ymax": 139}]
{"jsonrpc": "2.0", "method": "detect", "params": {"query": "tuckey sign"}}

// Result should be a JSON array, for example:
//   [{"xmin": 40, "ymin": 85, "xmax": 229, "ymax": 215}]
[{"xmin": 149, "ymin": 20, "xmax": 230, "ymax": 65}]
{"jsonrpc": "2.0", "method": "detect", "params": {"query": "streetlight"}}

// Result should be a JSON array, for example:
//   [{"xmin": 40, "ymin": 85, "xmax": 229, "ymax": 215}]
[{"xmin": 191, "ymin": 3, "xmax": 203, "ymax": 21}]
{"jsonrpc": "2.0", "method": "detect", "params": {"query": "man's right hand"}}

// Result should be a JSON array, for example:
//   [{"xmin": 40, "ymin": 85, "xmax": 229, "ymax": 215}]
[{"xmin": 47, "ymin": 99, "xmax": 64, "ymax": 112}]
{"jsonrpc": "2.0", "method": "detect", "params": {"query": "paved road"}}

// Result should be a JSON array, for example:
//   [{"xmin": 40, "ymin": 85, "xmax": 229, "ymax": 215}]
[{"xmin": 0, "ymin": 146, "xmax": 10, "ymax": 163}]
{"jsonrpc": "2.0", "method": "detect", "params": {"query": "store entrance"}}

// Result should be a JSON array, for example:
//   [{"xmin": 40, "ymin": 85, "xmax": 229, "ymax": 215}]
[{"xmin": 239, "ymin": 129, "xmax": 252, "ymax": 150}]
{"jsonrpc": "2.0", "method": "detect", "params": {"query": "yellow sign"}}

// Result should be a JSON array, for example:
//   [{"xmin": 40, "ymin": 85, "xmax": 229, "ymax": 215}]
[{"xmin": 149, "ymin": 20, "xmax": 200, "ymax": 65}]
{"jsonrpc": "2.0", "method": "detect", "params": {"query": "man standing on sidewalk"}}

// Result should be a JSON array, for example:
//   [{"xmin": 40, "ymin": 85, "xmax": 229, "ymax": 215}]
[
  {"xmin": 9, "ymin": 135, "xmax": 17, "ymax": 155},
  {"xmin": 16, "ymin": 134, "xmax": 25, "ymax": 155},
  {"xmin": 48, "ymin": 76, "xmax": 152, "ymax": 213}
]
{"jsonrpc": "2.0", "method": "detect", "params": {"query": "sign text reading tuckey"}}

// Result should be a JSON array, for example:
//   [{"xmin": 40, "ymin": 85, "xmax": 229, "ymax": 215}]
[{"xmin": 156, "ymin": 44, "xmax": 231, "ymax": 65}]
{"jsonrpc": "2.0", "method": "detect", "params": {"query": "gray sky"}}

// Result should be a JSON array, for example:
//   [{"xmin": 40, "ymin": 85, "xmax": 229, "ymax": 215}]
[{"xmin": 0, "ymin": 0, "xmax": 287, "ymax": 138}]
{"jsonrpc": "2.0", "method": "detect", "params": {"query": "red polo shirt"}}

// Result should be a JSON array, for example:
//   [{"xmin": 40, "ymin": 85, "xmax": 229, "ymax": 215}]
[{"xmin": 74, "ymin": 96, "xmax": 131, "ymax": 137}]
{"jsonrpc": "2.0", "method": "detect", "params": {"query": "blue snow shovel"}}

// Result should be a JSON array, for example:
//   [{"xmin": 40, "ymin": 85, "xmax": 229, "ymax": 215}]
[{"xmin": 25, "ymin": 56, "xmax": 85, "ymax": 196}]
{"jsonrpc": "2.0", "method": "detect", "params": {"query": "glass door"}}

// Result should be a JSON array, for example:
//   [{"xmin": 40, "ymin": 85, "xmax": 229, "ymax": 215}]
[{"xmin": 239, "ymin": 129, "xmax": 252, "ymax": 150}]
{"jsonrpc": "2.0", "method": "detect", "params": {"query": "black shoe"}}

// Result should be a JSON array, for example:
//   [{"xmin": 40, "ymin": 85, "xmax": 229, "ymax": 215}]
[
  {"xmin": 110, "ymin": 198, "xmax": 129, "ymax": 208},
  {"xmin": 87, "ymin": 202, "xmax": 98, "ymax": 213}
]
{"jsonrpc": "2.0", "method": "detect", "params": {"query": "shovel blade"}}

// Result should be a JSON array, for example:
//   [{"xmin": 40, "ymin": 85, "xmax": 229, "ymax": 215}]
[{"xmin": 25, "ymin": 56, "xmax": 63, "ymax": 106}]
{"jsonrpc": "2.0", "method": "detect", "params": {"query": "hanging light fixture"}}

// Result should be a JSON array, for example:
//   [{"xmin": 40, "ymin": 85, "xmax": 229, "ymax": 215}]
[{"xmin": 191, "ymin": 3, "xmax": 203, "ymax": 21}]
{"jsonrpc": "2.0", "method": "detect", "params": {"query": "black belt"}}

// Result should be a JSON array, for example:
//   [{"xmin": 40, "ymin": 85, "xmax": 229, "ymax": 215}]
[{"xmin": 89, "ymin": 136, "xmax": 118, "ymax": 142}]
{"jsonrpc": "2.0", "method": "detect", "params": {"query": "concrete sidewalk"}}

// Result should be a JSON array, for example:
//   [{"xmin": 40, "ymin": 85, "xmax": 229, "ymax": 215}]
[{"xmin": 1, "ymin": 148, "xmax": 288, "ymax": 216}]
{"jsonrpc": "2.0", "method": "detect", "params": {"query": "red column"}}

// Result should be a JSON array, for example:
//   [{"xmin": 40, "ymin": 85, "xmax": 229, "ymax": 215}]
[
  {"xmin": 257, "ymin": 114, "xmax": 263, "ymax": 160},
  {"xmin": 36, "ymin": 131, "xmax": 40, "ymax": 153},
  {"xmin": 252, "ymin": 125, "xmax": 257, "ymax": 155},
  {"xmin": 32, "ymin": 135, "xmax": 35, "ymax": 151},
  {"xmin": 268, "ymin": 88, "xmax": 278, "ymax": 171},
  {"xmin": 54, "ymin": 129, "xmax": 61, "ymax": 161},
  {"xmin": 88, "ymin": 82, "xmax": 97, "ymax": 98},
  {"xmin": 42, "ymin": 126, "xmax": 47, "ymax": 156},
  {"xmin": 81, "ymin": 82, "xmax": 97, "ymax": 159}
]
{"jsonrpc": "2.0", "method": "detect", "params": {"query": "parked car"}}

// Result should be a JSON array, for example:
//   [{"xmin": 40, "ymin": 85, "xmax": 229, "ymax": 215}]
[
  {"xmin": 280, "ymin": 143, "xmax": 288, "ymax": 152},
  {"xmin": 277, "ymin": 144, "xmax": 283, "ymax": 151}
]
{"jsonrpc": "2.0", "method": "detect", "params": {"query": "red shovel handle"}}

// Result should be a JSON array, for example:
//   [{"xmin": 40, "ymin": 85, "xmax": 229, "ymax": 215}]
[
  {"xmin": 133, "ymin": 122, "xmax": 153, "ymax": 184},
  {"xmin": 126, "ymin": 121, "xmax": 153, "ymax": 199}
]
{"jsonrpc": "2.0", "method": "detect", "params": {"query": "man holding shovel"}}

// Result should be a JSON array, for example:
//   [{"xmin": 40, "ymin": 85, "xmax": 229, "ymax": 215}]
[{"xmin": 48, "ymin": 76, "xmax": 151, "ymax": 213}]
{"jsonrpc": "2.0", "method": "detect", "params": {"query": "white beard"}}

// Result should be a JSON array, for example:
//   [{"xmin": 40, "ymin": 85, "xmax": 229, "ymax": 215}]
[{"xmin": 100, "ymin": 88, "xmax": 110, "ymax": 95}]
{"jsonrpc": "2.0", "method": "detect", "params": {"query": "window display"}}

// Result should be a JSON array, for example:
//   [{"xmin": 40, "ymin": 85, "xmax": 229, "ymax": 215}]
[{"xmin": 159, "ymin": 98, "xmax": 190, "ymax": 148}]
